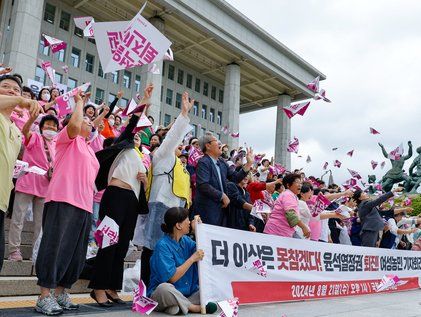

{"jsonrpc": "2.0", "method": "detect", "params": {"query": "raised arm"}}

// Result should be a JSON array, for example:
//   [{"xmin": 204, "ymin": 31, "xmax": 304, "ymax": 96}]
[
  {"xmin": 404, "ymin": 141, "xmax": 413, "ymax": 160},
  {"xmin": 21, "ymin": 111, "xmax": 39, "ymax": 142},
  {"xmin": 227, "ymin": 147, "xmax": 254, "ymax": 182},
  {"xmin": 363, "ymin": 191, "xmax": 395, "ymax": 211},
  {"xmin": 378, "ymin": 143, "xmax": 389, "ymax": 159},
  {"xmin": 105, "ymin": 90, "xmax": 122, "ymax": 119},
  {"xmin": 67, "ymin": 91, "xmax": 85, "ymax": 139},
  {"xmin": 0, "ymin": 95, "xmax": 41, "ymax": 117}
]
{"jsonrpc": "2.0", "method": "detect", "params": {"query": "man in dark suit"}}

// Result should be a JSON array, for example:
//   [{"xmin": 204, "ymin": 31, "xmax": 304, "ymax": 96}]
[{"xmin": 194, "ymin": 133, "xmax": 253, "ymax": 226}]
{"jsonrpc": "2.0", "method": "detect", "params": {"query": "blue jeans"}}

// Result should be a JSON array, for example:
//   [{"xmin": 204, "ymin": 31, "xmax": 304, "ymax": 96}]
[{"xmin": 89, "ymin": 202, "xmax": 100, "ymax": 243}]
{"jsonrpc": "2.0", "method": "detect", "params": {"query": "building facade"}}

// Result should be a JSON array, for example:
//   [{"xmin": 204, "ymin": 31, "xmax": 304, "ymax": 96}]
[{"xmin": 0, "ymin": 0, "xmax": 325, "ymax": 170}]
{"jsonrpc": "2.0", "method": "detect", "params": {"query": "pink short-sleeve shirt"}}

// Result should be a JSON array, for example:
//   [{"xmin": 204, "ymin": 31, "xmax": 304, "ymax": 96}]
[
  {"xmin": 15, "ymin": 133, "xmax": 56, "ymax": 198},
  {"xmin": 45, "ymin": 127, "xmax": 100, "ymax": 213},
  {"xmin": 264, "ymin": 189, "xmax": 299, "ymax": 237}
]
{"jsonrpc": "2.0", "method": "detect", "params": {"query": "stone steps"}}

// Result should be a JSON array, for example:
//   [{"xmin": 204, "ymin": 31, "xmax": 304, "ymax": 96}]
[
  {"xmin": 4, "ymin": 231, "xmax": 34, "ymax": 246},
  {"xmin": 0, "ymin": 260, "xmax": 34, "ymax": 276},
  {"xmin": 0, "ymin": 276, "xmax": 90, "ymax": 296},
  {"xmin": 4, "ymin": 244, "xmax": 33, "ymax": 260}
]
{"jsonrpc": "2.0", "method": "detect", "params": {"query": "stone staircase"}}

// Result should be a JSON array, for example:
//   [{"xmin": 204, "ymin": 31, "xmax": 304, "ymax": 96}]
[{"xmin": 1, "ymin": 218, "xmax": 140, "ymax": 297}]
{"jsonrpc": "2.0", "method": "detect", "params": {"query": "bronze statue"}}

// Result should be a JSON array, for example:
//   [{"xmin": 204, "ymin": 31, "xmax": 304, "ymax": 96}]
[
  {"xmin": 405, "ymin": 146, "xmax": 421, "ymax": 193},
  {"xmin": 378, "ymin": 141, "xmax": 412, "ymax": 192},
  {"xmin": 367, "ymin": 175, "xmax": 377, "ymax": 194}
]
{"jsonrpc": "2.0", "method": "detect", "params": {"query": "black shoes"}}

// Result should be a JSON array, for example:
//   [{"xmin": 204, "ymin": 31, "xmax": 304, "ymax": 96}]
[
  {"xmin": 90, "ymin": 290, "xmax": 113, "ymax": 308},
  {"xmin": 106, "ymin": 292, "xmax": 126, "ymax": 305}
]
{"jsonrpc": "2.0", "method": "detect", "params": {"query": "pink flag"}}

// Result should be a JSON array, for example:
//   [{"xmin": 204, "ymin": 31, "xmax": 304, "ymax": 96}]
[
  {"xmin": 311, "ymin": 193, "xmax": 331, "ymax": 217},
  {"xmin": 369, "ymin": 127, "xmax": 380, "ymax": 135},
  {"xmin": 43, "ymin": 34, "xmax": 67, "ymax": 53},
  {"xmin": 273, "ymin": 163, "xmax": 286, "ymax": 175},
  {"xmin": 314, "ymin": 89, "xmax": 331, "ymax": 102},
  {"xmin": 164, "ymin": 48, "xmax": 174, "ymax": 61},
  {"xmin": 55, "ymin": 82, "xmax": 90, "ymax": 116},
  {"xmin": 347, "ymin": 150, "xmax": 354, "ymax": 157},
  {"xmin": 188, "ymin": 146, "xmax": 204, "ymax": 168},
  {"xmin": 342, "ymin": 178, "xmax": 357, "ymax": 190},
  {"xmin": 306, "ymin": 155, "xmax": 311, "ymax": 163},
  {"xmin": 93, "ymin": 5, "xmax": 172, "ymax": 73},
  {"xmin": 61, "ymin": 65, "xmax": 69, "ymax": 73},
  {"xmin": 287, "ymin": 137, "xmax": 299, "ymax": 153},
  {"xmin": 221, "ymin": 126, "xmax": 229, "ymax": 135},
  {"xmin": 381, "ymin": 161, "xmax": 386, "ymax": 169},
  {"xmin": 148, "ymin": 63, "xmax": 160, "ymax": 74},
  {"xmin": 371, "ymin": 160, "xmax": 378, "ymax": 170},
  {"xmin": 404, "ymin": 197, "xmax": 412, "ymax": 206},
  {"xmin": 282, "ymin": 101, "xmax": 310, "ymax": 119},
  {"xmin": 375, "ymin": 183, "xmax": 383, "ymax": 191},
  {"xmin": 132, "ymin": 279, "xmax": 158, "ymax": 314},
  {"xmin": 41, "ymin": 61, "xmax": 56, "ymax": 86},
  {"xmin": 307, "ymin": 76, "xmax": 320, "ymax": 93},
  {"xmin": 231, "ymin": 132, "xmax": 240, "ymax": 138},
  {"xmin": 388, "ymin": 143, "xmax": 404, "ymax": 161},
  {"xmin": 323, "ymin": 162, "xmax": 328, "ymax": 170},
  {"xmin": 333, "ymin": 160, "xmax": 342, "ymax": 168},
  {"xmin": 133, "ymin": 113, "xmax": 153, "ymax": 133},
  {"xmin": 94, "ymin": 216, "xmax": 119, "ymax": 249},
  {"xmin": 347, "ymin": 168, "xmax": 362, "ymax": 180},
  {"xmin": 74, "ymin": 16, "xmax": 95, "ymax": 38},
  {"xmin": 218, "ymin": 298, "xmax": 239, "ymax": 317},
  {"xmin": 122, "ymin": 99, "xmax": 137, "ymax": 116}
]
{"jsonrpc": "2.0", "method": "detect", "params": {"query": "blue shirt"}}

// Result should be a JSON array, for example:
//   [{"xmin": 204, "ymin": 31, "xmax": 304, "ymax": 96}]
[{"xmin": 148, "ymin": 234, "xmax": 199, "ymax": 297}]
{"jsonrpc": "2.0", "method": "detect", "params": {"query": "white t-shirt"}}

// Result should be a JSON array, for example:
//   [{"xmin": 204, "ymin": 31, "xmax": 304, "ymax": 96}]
[
  {"xmin": 319, "ymin": 211, "xmax": 331, "ymax": 242},
  {"xmin": 296, "ymin": 200, "xmax": 311, "ymax": 238},
  {"xmin": 258, "ymin": 166, "xmax": 269, "ymax": 182}
]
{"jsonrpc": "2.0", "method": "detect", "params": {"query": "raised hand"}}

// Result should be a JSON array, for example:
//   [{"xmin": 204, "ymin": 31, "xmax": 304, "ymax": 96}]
[{"xmin": 181, "ymin": 91, "xmax": 194, "ymax": 116}]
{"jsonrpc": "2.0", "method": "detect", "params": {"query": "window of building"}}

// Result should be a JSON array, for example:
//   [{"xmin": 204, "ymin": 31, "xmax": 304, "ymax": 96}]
[
  {"xmin": 177, "ymin": 69, "xmax": 184, "ymax": 85},
  {"xmin": 85, "ymin": 53, "xmax": 94, "ymax": 73},
  {"xmin": 217, "ymin": 133, "xmax": 221, "ymax": 140},
  {"xmin": 217, "ymin": 111, "xmax": 222, "ymax": 125},
  {"xmin": 39, "ymin": 38, "xmax": 49, "ymax": 56},
  {"xmin": 193, "ymin": 101, "xmax": 199, "ymax": 116},
  {"xmin": 54, "ymin": 73, "xmax": 62, "ymax": 84},
  {"xmin": 162, "ymin": 62, "xmax": 165, "ymax": 77},
  {"xmin": 74, "ymin": 26, "xmax": 83, "ymax": 37},
  {"xmin": 98, "ymin": 63, "xmax": 105, "ymax": 78},
  {"xmin": 88, "ymin": 38, "xmax": 96, "ymax": 45},
  {"xmin": 175, "ymin": 93, "xmax": 182, "ymax": 109},
  {"xmin": 108, "ymin": 93, "xmax": 116, "ymax": 104},
  {"xmin": 211, "ymin": 86, "xmax": 216, "ymax": 100},
  {"xmin": 111, "ymin": 71, "xmax": 119, "ymax": 84},
  {"xmin": 219, "ymin": 89, "xmax": 224, "ymax": 103},
  {"xmin": 195, "ymin": 78, "xmax": 201, "ymax": 93},
  {"xmin": 209, "ymin": 108, "xmax": 215, "ymax": 122},
  {"xmin": 168, "ymin": 65, "xmax": 175, "ymax": 80},
  {"xmin": 67, "ymin": 78, "xmax": 77, "ymax": 90},
  {"xmin": 186, "ymin": 74, "xmax": 192, "ymax": 88},
  {"xmin": 59, "ymin": 10, "xmax": 70, "ymax": 31},
  {"xmin": 55, "ymin": 47, "xmax": 65, "ymax": 62},
  {"xmin": 201, "ymin": 127, "xmax": 206, "ymax": 137},
  {"xmin": 71, "ymin": 47, "xmax": 80, "ymax": 67},
  {"xmin": 160, "ymin": 85, "xmax": 163, "ymax": 101},
  {"xmin": 203, "ymin": 82, "xmax": 209, "ymax": 96},
  {"xmin": 201, "ymin": 104, "xmax": 207, "ymax": 119},
  {"xmin": 123, "ymin": 70, "xmax": 131, "ymax": 88},
  {"xmin": 135, "ymin": 75, "xmax": 141, "ymax": 92},
  {"xmin": 95, "ymin": 88, "xmax": 104, "ymax": 104},
  {"xmin": 120, "ymin": 98, "xmax": 128, "ymax": 108},
  {"xmin": 166, "ymin": 88, "xmax": 173, "ymax": 105},
  {"xmin": 35, "ymin": 66, "xmax": 45, "ymax": 84},
  {"xmin": 44, "ymin": 3, "xmax": 56, "ymax": 24},
  {"xmin": 192, "ymin": 124, "xmax": 197, "ymax": 137},
  {"xmin": 164, "ymin": 114, "xmax": 171, "ymax": 126}
]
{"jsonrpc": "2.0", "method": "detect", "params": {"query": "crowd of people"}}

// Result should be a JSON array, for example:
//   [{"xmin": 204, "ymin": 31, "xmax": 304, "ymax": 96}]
[{"xmin": 0, "ymin": 69, "xmax": 420, "ymax": 316}]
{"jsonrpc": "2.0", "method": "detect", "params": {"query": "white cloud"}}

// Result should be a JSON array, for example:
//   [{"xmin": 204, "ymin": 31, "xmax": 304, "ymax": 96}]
[{"xmin": 231, "ymin": 0, "xmax": 421, "ymax": 183}]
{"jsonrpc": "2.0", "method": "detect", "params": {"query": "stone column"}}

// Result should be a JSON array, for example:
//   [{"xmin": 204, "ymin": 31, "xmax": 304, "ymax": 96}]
[
  {"xmin": 275, "ymin": 94, "xmax": 292, "ymax": 170},
  {"xmin": 2, "ymin": 0, "xmax": 44, "ymax": 82},
  {"xmin": 141, "ymin": 16, "xmax": 164, "ymax": 126},
  {"xmin": 222, "ymin": 63, "xmax": 240, "ymax": 148}
]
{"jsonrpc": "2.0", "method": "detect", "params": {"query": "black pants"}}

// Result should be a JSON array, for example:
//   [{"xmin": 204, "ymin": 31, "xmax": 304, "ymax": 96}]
[
  {"xmin": 0, "ymin": 211, "xmax": 4, "ymax": 272},
  {"xmin": 360, "ymin": 230, "xmax": 378, "ymax": 247},
  {"xmin": 141, "ymin": 247, "xmax": 153, "ymax": 288},
  {"xmin": 36, "ymin": 202, "xmax": 91, "ymax": 289},
  {"xmin": 89, "ymin": 186, "xmax": 138, "ymax": 290}
]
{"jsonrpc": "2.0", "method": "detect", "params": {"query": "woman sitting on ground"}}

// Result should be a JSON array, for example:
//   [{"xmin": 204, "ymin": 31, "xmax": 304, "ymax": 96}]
[{"xmin": 148, "ymin": 207, "xmax": 217, "ymax": 315}]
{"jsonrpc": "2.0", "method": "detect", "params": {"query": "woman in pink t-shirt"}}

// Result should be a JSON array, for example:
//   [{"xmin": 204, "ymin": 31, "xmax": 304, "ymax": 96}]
[
  {"xmin": 264, "ymin": 173, "xmax": 310, "ymax": 238},
  {"xmin": 8, "ymin": 113, "xmax": 58, "ymax": 262},
  {"xmin": 34, "ymin": 90, "xmax": 100, "ymax": 315}
]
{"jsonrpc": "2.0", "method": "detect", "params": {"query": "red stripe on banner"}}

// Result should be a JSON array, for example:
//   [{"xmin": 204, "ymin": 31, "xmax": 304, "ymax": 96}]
[{"xmin": 232, "ymin": 277, "xmax": 419, "ymax": 304}]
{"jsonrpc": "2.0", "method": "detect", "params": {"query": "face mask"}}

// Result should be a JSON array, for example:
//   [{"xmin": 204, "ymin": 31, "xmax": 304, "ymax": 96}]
[
  {"xmin": 108, "ymin": 118, "xmax": 115, "ymax": 127},
  {"xmin": 42, "ymin": 93, "xmax": 50, "ymax": 102},
  {"xmin": 87, "ymin": 128, "xmax": 98, "ymax": 143},
  {"xmin": 42, "ymin": 129, "xmax": 57, "ymax": 140}
]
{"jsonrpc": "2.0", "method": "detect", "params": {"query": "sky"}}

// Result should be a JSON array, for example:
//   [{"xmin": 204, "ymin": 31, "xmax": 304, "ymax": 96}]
[{"xmin": 227, "ymin": 0, "xmax": 421, "ymax": 185}]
